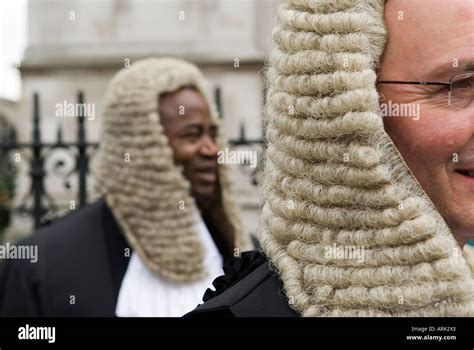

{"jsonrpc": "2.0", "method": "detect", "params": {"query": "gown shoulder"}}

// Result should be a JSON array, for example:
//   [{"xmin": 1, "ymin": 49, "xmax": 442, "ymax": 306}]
[{"xmin": 185, "ymin": 251, "xmax": 298, "ymax": 317}]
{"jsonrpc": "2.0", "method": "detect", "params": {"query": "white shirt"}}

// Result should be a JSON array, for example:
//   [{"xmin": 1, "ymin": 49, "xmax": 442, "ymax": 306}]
[{"xmin": 115, "ymin": 213, "xmax": 224, "ymax": 317}]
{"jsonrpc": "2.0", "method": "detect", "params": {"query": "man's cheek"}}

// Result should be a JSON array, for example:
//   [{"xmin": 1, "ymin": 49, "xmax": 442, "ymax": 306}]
[
  {"xmin": 172, "ymin": 143, "xmax": 199, "ymax": 164},
  {"xmin": 384, "ymin": 120, "xmax": 430, "ymax": 161},
  {"xmin": 428, "ymin": 126, "xmax": 471, "ymax": 165},
  {"xmin": 405, "ymin": 120, "xmax": 461, "ymax": 165}
]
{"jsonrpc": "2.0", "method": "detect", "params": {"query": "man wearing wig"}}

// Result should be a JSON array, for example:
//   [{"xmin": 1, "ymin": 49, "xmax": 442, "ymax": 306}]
[
  {"xmin": 0, "ymin": 58, "xmax": 252, "ymax": 317},
  {"xmin": 187, "ymin": 0, "xmax": 474, "ymax": 317}
]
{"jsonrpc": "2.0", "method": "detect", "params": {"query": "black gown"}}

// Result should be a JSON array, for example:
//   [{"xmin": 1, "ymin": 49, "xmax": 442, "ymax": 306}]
[
  {"xmin": 0, "ymin": 199, "xmax": 131, "ymax": 316},
  {"xmin": 185, "ymin": 251, "xmax": 298, "ymax": 317},
  {"xmin": 1, "ymin": 199, "xmax": 289, "ymax": 317}
]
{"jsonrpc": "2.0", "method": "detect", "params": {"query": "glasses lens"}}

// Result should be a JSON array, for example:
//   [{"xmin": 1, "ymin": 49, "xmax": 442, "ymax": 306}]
[{"xmin": 450, "ymin": 72, "xmax": 474, "ymax": 108}]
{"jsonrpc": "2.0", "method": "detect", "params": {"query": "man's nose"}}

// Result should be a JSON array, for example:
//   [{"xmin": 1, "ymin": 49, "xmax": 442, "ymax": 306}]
[{"xmin": 200, "ymin": 134, "xmax": 219, "ymax": 158}]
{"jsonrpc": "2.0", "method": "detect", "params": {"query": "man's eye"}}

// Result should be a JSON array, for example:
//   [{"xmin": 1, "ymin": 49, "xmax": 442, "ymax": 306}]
[
  {"xmin": 454, "ymin": 78, "xmax": 473, "ymax": 90},
  {"xmin": 431, "ymin": 85, "xmax": 449, "ymax": 95},
  {"xmin": 183, "ymin": 133, "xmax": 200, "ymax": 139}
]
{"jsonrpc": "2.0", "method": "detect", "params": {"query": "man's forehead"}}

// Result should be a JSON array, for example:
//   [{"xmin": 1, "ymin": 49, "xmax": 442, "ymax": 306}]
[
  {"xmin": 159, "ymin": 88, "xmax": 209, "ymax": 114},
  {"xmin": 385, "ymin": 0, "xmax": 474, "ymax": 19},
  {"xmin": 429, "ymin": 60, "xmax": 474, "ymax": 81},
  {"xmin": 383, "ymin": 0, "xmax": 474, "ymax": 80}
]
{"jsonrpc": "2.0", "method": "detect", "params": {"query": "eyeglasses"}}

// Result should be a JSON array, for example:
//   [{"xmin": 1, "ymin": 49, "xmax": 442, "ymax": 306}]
[{"xmin": 377, "ymin": 71, "xmax": 474, "ymax": 109}]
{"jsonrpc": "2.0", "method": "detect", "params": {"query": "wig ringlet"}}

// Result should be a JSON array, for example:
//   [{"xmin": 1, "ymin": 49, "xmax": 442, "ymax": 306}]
[{"xmin": 261, "ymin": 0, "xmax": 474, "ymax": 316}]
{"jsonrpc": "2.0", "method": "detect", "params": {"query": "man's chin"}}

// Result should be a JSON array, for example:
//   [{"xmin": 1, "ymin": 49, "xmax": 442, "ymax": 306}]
[
  {"xmin": 442, "ymin": 207, "xmax": 474, "ymax": 247},
  {"xmin": 192, "ymin": 186, "xmax": 217, "ymax": 206}
]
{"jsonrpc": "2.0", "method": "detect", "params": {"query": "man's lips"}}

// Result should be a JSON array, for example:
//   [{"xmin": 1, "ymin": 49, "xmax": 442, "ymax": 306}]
[
  {"xmin": 194, "ymin": 166, "xmax": 217, "ymax": 183},
  {"xmin": 454, "ymin": 167, "xmax": 474, "ymax": 177},
  {"xmin": 454, "ymin": 167, "xmax": 474, "ymax": 188}
]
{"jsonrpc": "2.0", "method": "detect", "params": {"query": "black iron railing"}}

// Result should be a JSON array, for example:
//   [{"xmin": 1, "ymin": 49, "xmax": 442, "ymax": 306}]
[
  {"xmin": 0, "ymin": 92, "xmax": 98, "ymax": 228},
  {"xmin": 0, "ymin": 90, "xmax": 263, "ymax": 229}
]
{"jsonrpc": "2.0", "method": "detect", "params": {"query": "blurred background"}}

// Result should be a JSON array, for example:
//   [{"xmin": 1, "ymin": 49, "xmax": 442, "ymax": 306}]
[{"xmin": 0, "ymin": 0, "xmax": 279, "ymax": 243}]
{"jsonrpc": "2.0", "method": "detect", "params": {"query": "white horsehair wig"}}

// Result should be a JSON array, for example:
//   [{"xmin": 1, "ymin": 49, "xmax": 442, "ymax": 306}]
[
  {"xmin": 94, "ymin": 58, "xmax": 252, "ymax": 283},
  {"xmin": 261, "ymin": 0, "xmax": 474, "ymax": 316}
]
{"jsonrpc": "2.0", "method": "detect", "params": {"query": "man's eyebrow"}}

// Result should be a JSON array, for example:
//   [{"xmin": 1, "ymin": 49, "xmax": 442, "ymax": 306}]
[
  {"xmin": 179, "ymin": 122, "xmax": 218, "ymax": 132},
  {"xmin": 428, "ymin": 61, "xmax": 474, "ymax": 81},
  {"xmin": 181, "ymin": 123, "xmax": 203, "ymax": 130}
]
